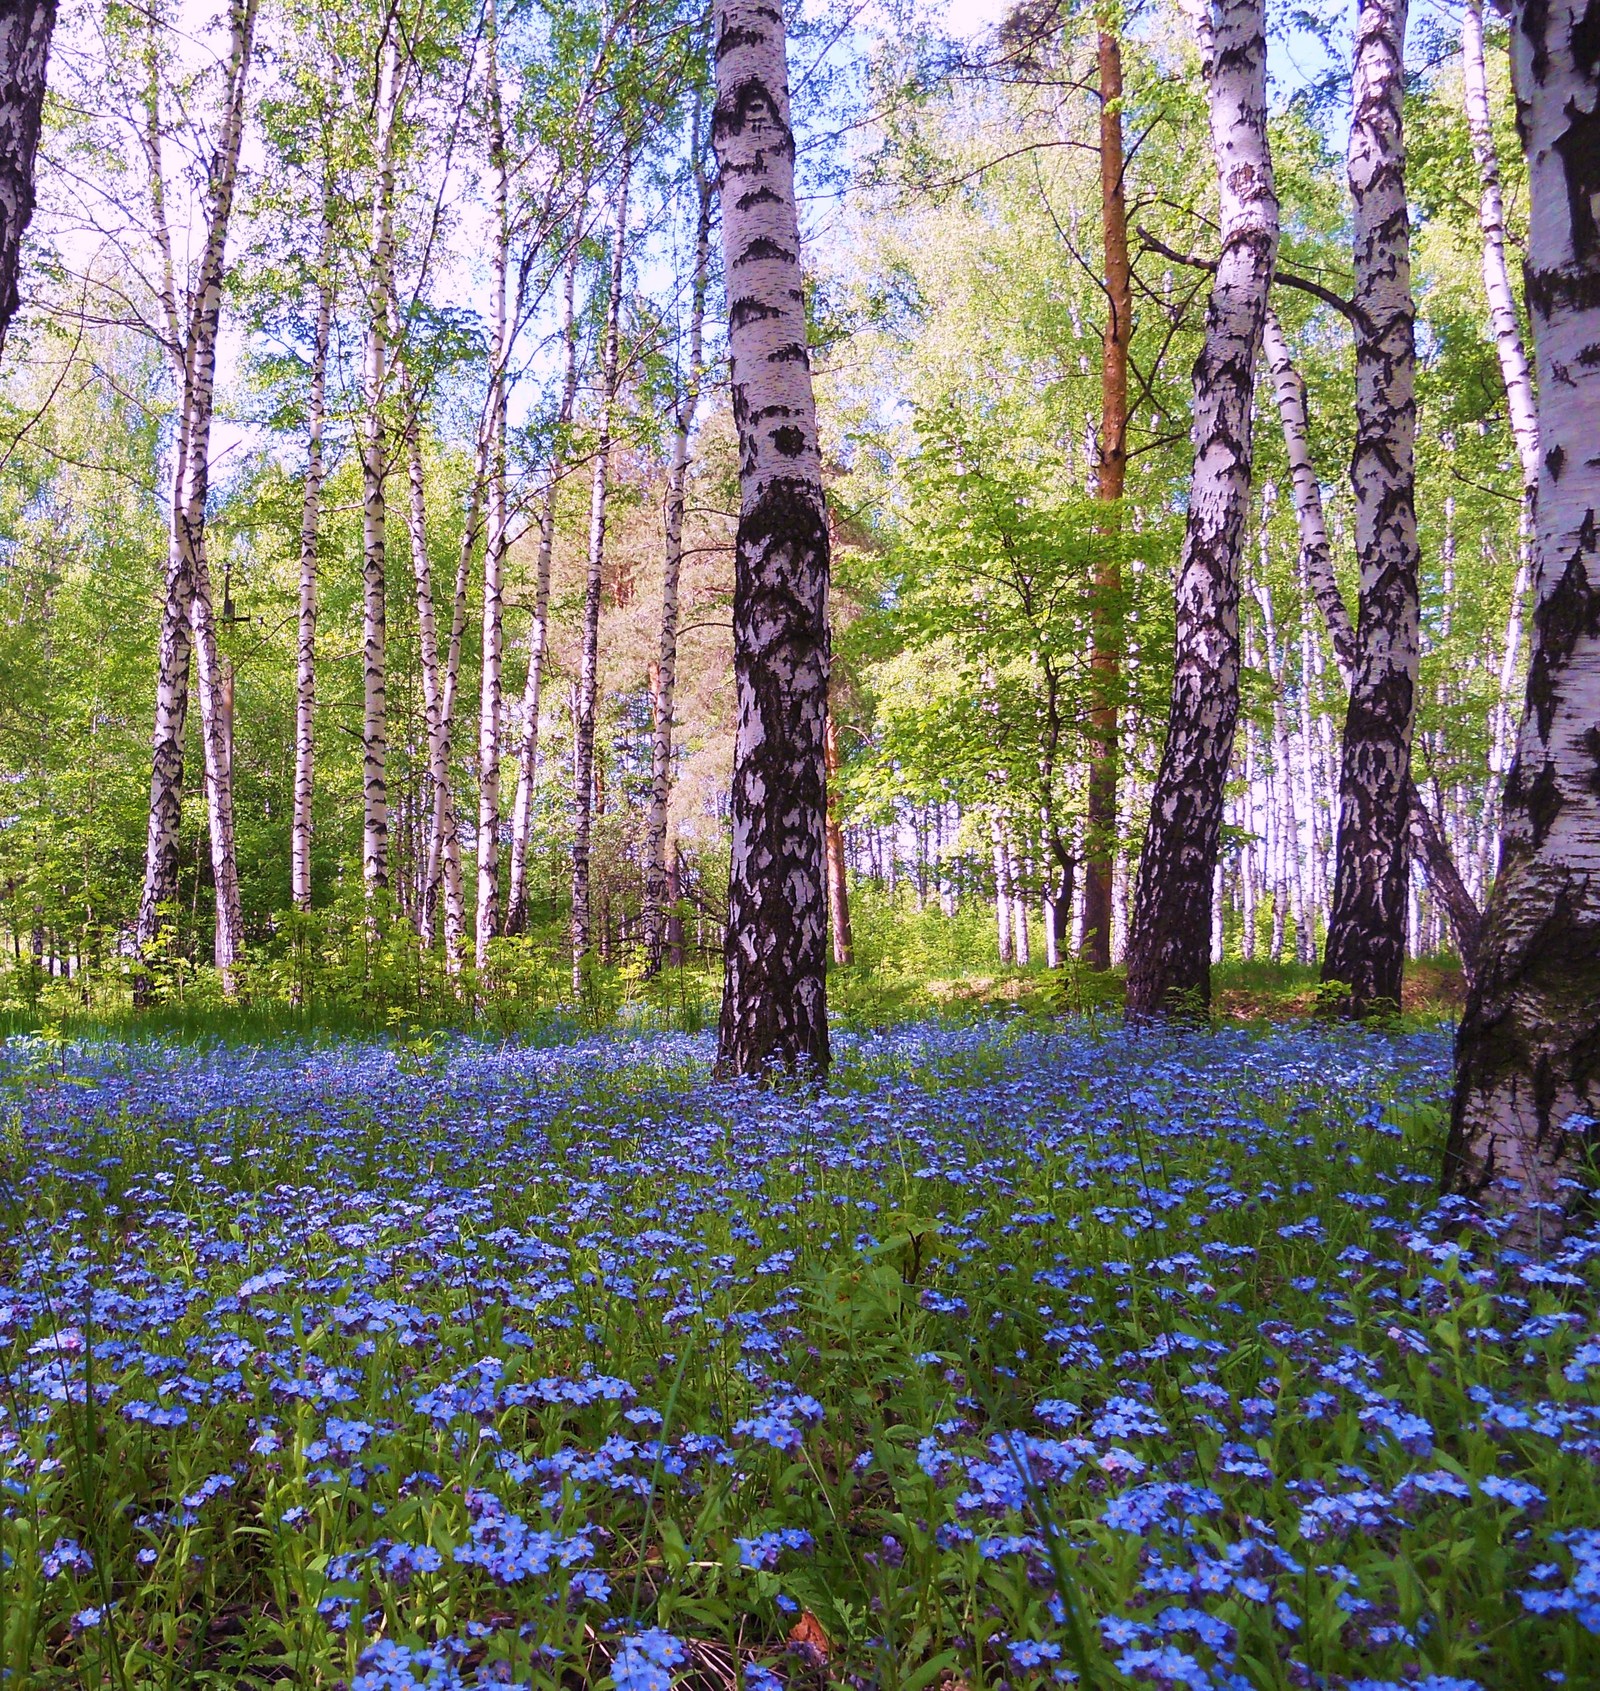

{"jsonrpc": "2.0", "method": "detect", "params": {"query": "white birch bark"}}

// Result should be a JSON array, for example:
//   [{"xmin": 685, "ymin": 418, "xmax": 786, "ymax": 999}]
[
  {"xmin": 1125, "ymin": 0, "xmax": 1278, "ymax": 1016},
  {"xmin": 475, "ymin": 3, "xmax": 511, "ymax": 974},
  {"xmin": 361, "ymin": 28, "xmax": 400, "ymax": 896},
  {"xmin": 0, "ymin": 0, "xmax": 55, "ymax": 359},
  {"xmin": 1445, "ymin": 0, "xmax": 1600, "ymax": 1243},
  {"xmin": 134, "ymin": 0, "xmax": 256, "ymax": 999},
  {"xmin": 571, "ymin": 153, "xmax": 630, "ymax": 996},
  {"xmin": 505, "ymin": 231, "xmax": 584, "ymax": 934},
  {"xmin": 642, "ymin": 129, "xmax": 715, "ymax": 975},
  {"xmin": 291, "ymin": 189, "xmax": 334, "ymax": 915},
  {"xmin": 711, "ymin": 0, "xmax": 833, "ymax": 1077}
]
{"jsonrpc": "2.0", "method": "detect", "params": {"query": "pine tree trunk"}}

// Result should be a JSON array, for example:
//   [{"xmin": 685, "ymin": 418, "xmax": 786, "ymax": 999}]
[
  {"xmin": 711, "ymin": 0, "xmax": 832, "ymax": 1080},
  {"xmin": 292, "ymin": 195, "xmax": 334, "ymax": 919},
  {"xmin": 1125, "ymin": 0, "xmax": 1278, "ymax": 1017},
  {"xmin": 571, "ymin": 155, "xmax": 630, "ymax": 996},
  {"xmin": 0, "ymin": 0, "xmax": 55, "ymax": 359},
  {"xmin": 823, "ymin": 708, "xmax": 853, "ymax": 966},
  {"xmin": 1084, "ymin": 15, "xmax": 1130, "ymax": 970},
  {"xmin": 643, "ymin": 134, "xmax": 714, "ymax": 974},
  {"xmin": 361, "ymin": 32, "xmax": 399, "ymax": 898},
  {"xmin": 1444, "ymin": 0, "xmax": 1600, "ymax": 1245},
  {"xmin": 1322, "ymin": 0, "xmax": 1421, "ymax": 1015},
  {"xmin": 505, "ymin": 233, "xmax": 583, "ymax": 936},
  {"xmin": 133, "ymin": 0, "xmax": 256, "ymax": 1001},
  {"xmin": 476, "ymin": 6, "xmax": 511, "ymax": 973}
]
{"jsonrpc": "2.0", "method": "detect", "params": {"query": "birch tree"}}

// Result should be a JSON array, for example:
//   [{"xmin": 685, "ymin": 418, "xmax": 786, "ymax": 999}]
[
  {"xmin": 711, "ymin": 0, "xmax": 832, "ymax": 1079},
  {"xmin": 133, "ymin": 0, "xmax": 258, "ymax": 1000},
  {"xmin": 642, "ymin": 120, "xmax": 714, "ymax": 977},
  {"xmin": 1124, "ymin": 0, "xmax": 1277, "ymax": 1018},
  {"xmin": 1321, "ymin": 0, "xmax": 1421, "ymax": 1016},
  {"xmin": 0, "ymin": 0, "xmax": 55, "ymax": 357},
  {"xmin": 1444, "ymin": 0, "xmax": 1600, "ymax": 1245}
]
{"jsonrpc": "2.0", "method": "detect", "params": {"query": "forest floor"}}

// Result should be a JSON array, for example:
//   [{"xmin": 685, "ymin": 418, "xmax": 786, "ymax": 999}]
[{"xmin": 2, "ymin": 1015, "xmax": 1595, "ymax": 1690}]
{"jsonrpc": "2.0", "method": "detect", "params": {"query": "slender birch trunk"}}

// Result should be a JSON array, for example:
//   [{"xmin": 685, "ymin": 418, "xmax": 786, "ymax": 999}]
[
  {"xmin": 823, "ymin": 709, "xmax": 853, "ymax": 966},
  {"xmin": 134, "ymin": 0, "xmax": 256, "ymax": 1000},
  {"xmin": 571, "ymin": 153, "xmax": 630, "ymax": 995},
  {"xmin": 1084, "ymin": 13, "xmax": 1131, "ymax": 970},
  {"xmin": 0, "ymin": 0, "xmax": 55, "ymax": 360},
  {"xmin": 422, "ymin": 449, "xmax": 483, "ymax": 967},
  {"xmin": 710, "ymin": 0, "xmax": 832, "ymax": 1077},
  {"xmin": 1125, "ymin": 0, "xmax": 1278, "ymax": 1017},
  {"xmin": 504, "ymin": 235, "xmax": 583, "ymax": 935},
  {"xmin": 291, "ymin": 189, "xmax": 335, "ymax": 915},
  {"xmin": 1322, "ymin": 0, "xmax": 1421, "ymax": 1015},
  {"xmin": 361, "ymin": 28, "xmax": 400, "ymax": 897},
  {"xmin": 642, "ymin": 131, "xmax": 715, "ymax": 975},
  {"xmin": 476, "ymin": 2, "xmax": 511, "ymax": 973},
  {"xmin": 991, "ymin": 810, "xmax": 1014, "ymax": 964},
  {"xmin": 1444, "ymin": 0, "xmax": 1600, "ymax": 1244}
]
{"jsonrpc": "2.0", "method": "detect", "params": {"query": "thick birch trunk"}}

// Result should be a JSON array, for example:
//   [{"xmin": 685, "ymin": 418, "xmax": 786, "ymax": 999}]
[
  {"xmin": 361, "ymin": 31, "xmax": 399, "ymax": 897},
  {"xmin": 1444, "ymin": 0, "xmax": 1600, "ymax": 1245},
  {"xmin": 1084, "ymin": 15, "xmax": 1131, "ymax": 971},
  {"xmin": 1322, "ymin": 0, "xmax": 1421, "ymax": 1015},
  {"xmin": 0, "ymin": 0, "xmax": 55, "ymax": 358},
  {"xmin": 642, "ymin": 137, "xmax": 714, "ymax": 975},
  {"xmin": 1125, "ymin": 0, "xmax": 1278, "ymax": 1017},
  {"xmin": 134, "ymin": 0, "xmax": 256, "ymax": 1000},
  {"xmin": 711, "ymin": 0, "xmax": 832, "ymax": 1079},
  {"xmin": 292, "ymin": 196, "xmax": 334, "ymax": 916},
  {"xmin": 571, "ymin": 155, "xmax": 630, "ymax": 996},
  {"xmin": 476, "ymin": 7, "xmax": 511, "ymax": 973},
  {"xmin": 505, "ymin": 235, "xmax": 583, "ymax": 936}
]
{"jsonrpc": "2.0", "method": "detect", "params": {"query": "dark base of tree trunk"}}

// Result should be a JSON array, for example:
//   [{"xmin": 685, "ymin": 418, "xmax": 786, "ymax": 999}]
[{"xmin": 715, "ymin": 479, "xmax": 831, "ymax": 1083}]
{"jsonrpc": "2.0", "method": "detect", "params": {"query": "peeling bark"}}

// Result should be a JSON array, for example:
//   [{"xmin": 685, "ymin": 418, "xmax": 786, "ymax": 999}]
[
  {"xmin": 1125, "ymin": 0, "xmax": 1278, "ymax": 1018},
  {"xmin": 712, "ymin": 0, "xmax": 831, "ymax": 1080},
  {"xmin": 1322, "ymin": 0, "xmax": 1422, "ymax": 1017},
  {"xmin": 0, "ymin": 0, "xmax": 55, "ymax": 358},
  {"xmin": 1444, "ymin": 0, "xmax": 1600, "ymax": 1247}
]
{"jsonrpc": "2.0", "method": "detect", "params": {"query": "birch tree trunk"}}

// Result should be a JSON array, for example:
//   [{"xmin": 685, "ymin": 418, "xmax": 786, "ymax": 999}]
[
  {"xmin": 711, "ymin": 0, "xmax": 832, "ymax": 1079},
  {"xmin": 1125, "ymin": 0, "xmax": 1278, "ymax": 1017},
  {"xmin": 0, "ymin": 0, "xmax": 55, "ymax": 359},
  {"xmin": 475, "ymin": 3, "xmax": 511, "ymax": 974},
  {"xmin": 1264, "ymin": 307, "xmax": 1482, "ymax": 969},
  {"xmin": 823, "ymin": 708, "xmax": 853, "ymax": 966},
  {"xmin": 361, "ymin": 29, "xmax": 400, "ymax": 897},
  {"xmin": 1084, "ymin": 13, "xmax": 1131, "ymax": 970},
  {"xmin": 133, "ymin": 0, "xmax": 256, "ymax": 1001},
  {"xmin": 1444, "ymin": 0, "xmax": 1600, "ymax": 1245},
  {"xmin": 571, "ymin": 154, "xmax": 630, "ymax": 996},
  {"xmin": 642, "ymin": 134, "xmax": 714, "ymax": 976},
  {"xmin": 991, "ymin": 810, "xmax": 1014, "ymax": 964},
  {"xmin": 504, "ymin": 234, "xmax": 583, "ymax": 936},
  {"xmin": 1322, "ymin": 0, "xmax": 1421, "ymax": 1016},
  {"xmin": 291, "ymin": 190, "xmax": 334, "ymax": 915}
]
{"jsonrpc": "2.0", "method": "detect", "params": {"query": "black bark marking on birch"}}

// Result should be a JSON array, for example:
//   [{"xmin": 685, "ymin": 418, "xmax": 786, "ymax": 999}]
[
  {"xmin": 1527, "ymin": 544, "xmax": 1600, "ymax": 736},
  {"xmin": 1520, "ymin": 757, "xmax": 1565, "ymax": 845},
  {"xmin": 1555, "ymin": 104, "xmax": 1600, "ymax": 257}
]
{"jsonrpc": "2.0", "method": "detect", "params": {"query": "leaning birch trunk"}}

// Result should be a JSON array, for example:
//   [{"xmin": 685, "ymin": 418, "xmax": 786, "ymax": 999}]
[
  {"xmin": 0, "ymin": 0, "xmax": 56, "ymax": 359},
  {"xmin": 1444, "ymin": 0, "xmax": 1600, "ymax": 1246},
  {"xmin": 642, "ymin": 138, "xmax": 714, "ymax": 976},
  {"xmin": 133, "ymin": 0, "xmax": 256, "ymax": 1000},
  {"xmin": 360, "ymin": 30, "xmax": 400, "ymax": 897},
  {"xmin": 711, "ymin": 0, "xmax": 832, "ymax": 1079},
  {"xmin": 1083, "ymin": 12, "xmax": 1131, "ymax": 971},
  {"xmin": 571, "ymin": 155, "xmax": 630, "ymax": 996},
  {"xmin": 1263, "ymin": 307, "xmax": 1482, "ymax": 969},
  {"xmin": 1124, "ymin": 0, "xmax": 1278, "ymax": 1018},
  {"xmin": 475, "ymin": 5, "xmax": 511, "ymax": 975},
  {"xmin": 504, "ymin": 235, "xmax": 583, "ymax": 936},
  {"xmin": 291, "ymin": 194, "xmax": 335, "ymax": 915},
  {"xmin": 1322, "ymin": 0, "xmax": 1422, "ymax": 1016}
]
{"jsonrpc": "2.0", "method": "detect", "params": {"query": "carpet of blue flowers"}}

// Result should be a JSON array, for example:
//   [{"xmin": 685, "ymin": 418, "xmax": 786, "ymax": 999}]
[{"xmin": 1, "ymin": 1019, "xmax": 1597, "ymax": 1690}]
